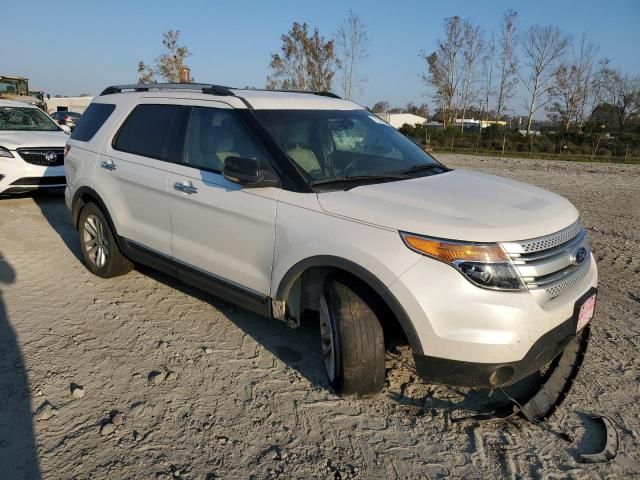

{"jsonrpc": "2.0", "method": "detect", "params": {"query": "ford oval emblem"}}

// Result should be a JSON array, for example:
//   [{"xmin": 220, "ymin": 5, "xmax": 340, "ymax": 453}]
[
  {"xmin": 44, "ymin": 151, "xmax": 57, "ymax": 163},
  {"xmin": 571, "ymin": 246, "xmax": 588, "ymax": 265}
]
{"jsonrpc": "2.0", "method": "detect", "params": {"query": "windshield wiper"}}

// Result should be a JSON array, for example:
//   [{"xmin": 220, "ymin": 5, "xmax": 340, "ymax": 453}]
[
  {"xmin": 396, "ymin": 164, "xmax": 447, "ymax": 175},
  {"xmin": 310, "ymin": 173, "xmax": 407, "ymax": 187}
]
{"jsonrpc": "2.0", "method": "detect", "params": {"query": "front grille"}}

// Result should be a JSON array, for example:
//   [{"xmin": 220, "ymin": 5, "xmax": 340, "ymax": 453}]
[
  {"xmin": 501, "ymin": 220, "xmax": 592, "ymax": 301},
  {"xmin": 16, "ymin": 148, "xmax": 64, "ymax": 166},
  {"xmin": 10, "ymin": 176, "xmax": 66, "ymax": 186}
]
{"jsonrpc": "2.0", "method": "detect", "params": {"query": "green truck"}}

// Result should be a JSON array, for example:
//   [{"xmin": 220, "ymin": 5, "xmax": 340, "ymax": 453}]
[{"xmin": 0, "ymin": 75, "xmax": 45, "ymax": 109}]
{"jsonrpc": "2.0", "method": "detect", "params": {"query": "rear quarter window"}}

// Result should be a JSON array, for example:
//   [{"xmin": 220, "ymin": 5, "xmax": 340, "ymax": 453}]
[
  {"xmin": 112, "ymin": 104, "xmax": 189, "ymax": 163},
  {"xmin": 70, "ymin": 103, "xmax": 116, "ymax": 142}
]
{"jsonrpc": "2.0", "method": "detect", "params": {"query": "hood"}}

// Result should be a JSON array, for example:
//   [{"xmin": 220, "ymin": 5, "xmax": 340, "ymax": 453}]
[
  {"xmin": 316, "ymin": 169, "xmax": 579, "ymax": 242},
  {"xmin": 0, "ymin": 130, "xmax": 68, "ymax": 150}
]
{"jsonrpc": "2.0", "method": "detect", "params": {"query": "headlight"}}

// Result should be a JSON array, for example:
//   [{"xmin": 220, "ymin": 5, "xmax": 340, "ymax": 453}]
[
  {"xmin": 0, "ymin": 146, "xmax": 14, "ymax": 158},
  {"xmin": 400, "ymin": 232, "xmax": 525, "ymax": 291}
]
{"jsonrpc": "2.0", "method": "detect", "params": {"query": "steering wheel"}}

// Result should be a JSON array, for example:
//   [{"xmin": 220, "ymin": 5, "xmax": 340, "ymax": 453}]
[
  {"xmin": 342, "ymin": 156, "xmax": 401, "ymax": 177},
  {"xmin": 342, "ymin": 156, "xmax": 370, "ymax": 177}
]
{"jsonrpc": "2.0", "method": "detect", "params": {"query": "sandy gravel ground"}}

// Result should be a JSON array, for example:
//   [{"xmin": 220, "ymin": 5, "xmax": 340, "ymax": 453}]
[{"xmin": 0, "ymin": 154, "xmax": 638, "ymax": 479}]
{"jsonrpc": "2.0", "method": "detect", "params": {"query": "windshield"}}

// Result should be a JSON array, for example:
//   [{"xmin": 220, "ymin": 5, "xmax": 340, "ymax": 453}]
[
  {"xmin": 0, "ymin": 106, "xmax": 60, "ymax": 131},
  {"xmin": 254, "ymin": 109, "xmax": 443, "ymax": 184}
]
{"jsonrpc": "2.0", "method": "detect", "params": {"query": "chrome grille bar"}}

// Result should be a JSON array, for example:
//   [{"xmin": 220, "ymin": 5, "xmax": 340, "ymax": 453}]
[{"xmin": 501, "ymin": 220, "xmax": 591, "ymax": 301}]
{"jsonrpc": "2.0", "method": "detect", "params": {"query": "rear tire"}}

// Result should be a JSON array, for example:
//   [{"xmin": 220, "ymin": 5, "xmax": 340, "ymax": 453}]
[
  {"xmin": 320, "ymin": 274, "xmax": 385, "ymax": 396},
  {"xmin": 78, "ymin": 202, "xmax": 132, "ymax": 278}
]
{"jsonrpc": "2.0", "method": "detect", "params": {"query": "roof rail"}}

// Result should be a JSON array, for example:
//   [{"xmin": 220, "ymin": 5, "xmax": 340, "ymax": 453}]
[
  {"xmin": 242, "ymin": 88, "xmax": 341, "ymax": 99},
  {"xmin": 100, "ymin": 83, "xmax": 235, "ymax": 96},
  {"xmin": 99, "ymin": 83, "xmax": 342, "ymax": 100}
]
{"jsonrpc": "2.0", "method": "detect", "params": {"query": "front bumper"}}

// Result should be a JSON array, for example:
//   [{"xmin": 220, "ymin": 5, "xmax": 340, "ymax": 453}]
[
  {"xmin": 388, "ymin": 252, "xmax": 598, "ymax": 370},
  {"xmin": 0, "ymin": 153, "xmax": 65, "ymax": 194},
  {"xmin": 412, "ymin": 287, "xmax": 596, "ymax": 387}
]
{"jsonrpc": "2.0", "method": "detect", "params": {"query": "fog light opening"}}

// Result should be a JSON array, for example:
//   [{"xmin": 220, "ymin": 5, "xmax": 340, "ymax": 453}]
[{"xmin": 489, "ymin": 366, "xmax": 515, "ymax": 387}]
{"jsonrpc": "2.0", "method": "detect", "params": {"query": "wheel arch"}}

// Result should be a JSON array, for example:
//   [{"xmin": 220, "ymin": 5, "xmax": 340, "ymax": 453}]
[
  {"xmin": 71, "ymin": 186, "xmax": 119, "ymax": 237},
  {"xmin": 274, "ymin": 255, "xmax": 424, "ymax": 354}
]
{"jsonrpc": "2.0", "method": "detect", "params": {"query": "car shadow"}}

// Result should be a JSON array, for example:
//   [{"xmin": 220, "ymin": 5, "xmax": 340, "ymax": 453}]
[
  {"xmin": 0, "ymin": 253, "xmax": 42, "ymax": 479},
  {"xmin": 31, "ymin": 189, "xmax": 83, "ymax": 262}
]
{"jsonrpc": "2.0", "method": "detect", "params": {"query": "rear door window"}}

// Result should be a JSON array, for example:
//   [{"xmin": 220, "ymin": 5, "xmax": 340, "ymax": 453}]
[
  {"xmin": 70, "ymin": 103, "xmax": 115, "ymax": 141},
  {"xmin": 113, "ymin": 104, "xmax": 189, "ymax": 163}
]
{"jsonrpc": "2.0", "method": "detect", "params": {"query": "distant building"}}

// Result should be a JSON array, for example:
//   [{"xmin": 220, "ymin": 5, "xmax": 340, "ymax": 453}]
[
  {"xmin": 454, "ymin": 118, "xmax": 508, "ymax": 129},
  {"xmin": 375, "ymin": 113, "xmax": 427, "ymax": 129},
  {"xmin": 45, "ymin": 96, "xmax": 93, "ymax": 114}
]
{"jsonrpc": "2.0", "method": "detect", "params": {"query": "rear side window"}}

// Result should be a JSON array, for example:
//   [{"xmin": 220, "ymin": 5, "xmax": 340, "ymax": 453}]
[
  {"xmin": 70, "ymin": 103, "xmax": 115, "ymax": 142},
  {"xmin": 113, "ymin": 104, "xmax": 189, "ymax": 163}
]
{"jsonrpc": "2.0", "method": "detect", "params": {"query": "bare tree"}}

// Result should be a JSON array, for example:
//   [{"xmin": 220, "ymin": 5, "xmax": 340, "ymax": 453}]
[
  {"xmin": 480, "ymin": 35, "xmax": 496, "ymax": 123},
  {"xmin": 495, "ymin": 10, "xmax": 518, "ymax": 120},
  {"xmin": 137, "ymin": 30, "xmax": 192, "ymax": 83},
  {"xmin": 547, "ymin": 35, "xmax": 599, "ymax": 131},
  {"xmin": 518, "ymin": 25, "xmax": 570, "ymax": 134},
  {"xmin": 371, "ymin": 100, "xmax": 390, "ymax": 113},
  {"xmin": 404, "ymin": 102, "xmax": 429, "ymax": 117},
  {"xmin": 267, "ymin": 22, "xmax": 338, "ymax": 91},
  {"xmin": 335, "ymin": 10, "xmax": 369, "ymax": 99},
  {"xmin": 593, "ymin": 62, "xmax": 640, "ymax": 131},
  {"xmin": 422, "ymin": 16, "xmax": 464, "ymax": 128},
  {"xmin": 574, "ymin": 36, "xmax": 599, "ymax": 130},
  {"xmin": 459, "ymin": 20, "xmax": 485, "ymax": 130}
]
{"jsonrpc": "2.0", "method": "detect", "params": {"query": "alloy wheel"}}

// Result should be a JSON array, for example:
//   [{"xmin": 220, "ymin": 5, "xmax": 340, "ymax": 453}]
[
  {"xmin": 83, "ymin": 214, "xmax": 109, "ymax": 268},
  {"xmin": 319, "ymin": 295, "xmax": 338, "ymax": 382}
]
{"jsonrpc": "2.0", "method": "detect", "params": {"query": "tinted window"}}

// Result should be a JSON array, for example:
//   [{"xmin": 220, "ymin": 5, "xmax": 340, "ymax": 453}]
[
  {"xmin": 182, "ymin": 107, "xmax": 273, "ymax": 173},
  {"xmin": 71, "ymin": 103, "xmax": 115, "ymax": 141},
  {"xmin": 113, "ymin": 104, "xmax": 189, "ymax": 162}
]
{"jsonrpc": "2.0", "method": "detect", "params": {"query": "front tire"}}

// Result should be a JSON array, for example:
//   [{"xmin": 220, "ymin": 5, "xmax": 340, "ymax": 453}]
[
  {"xmin": 78, "ymin": 202, "xmax": 132, "ymax": 278},
  {"xmin": 320, "ymin": 274, "xmax": 385, "ymax": 396}
]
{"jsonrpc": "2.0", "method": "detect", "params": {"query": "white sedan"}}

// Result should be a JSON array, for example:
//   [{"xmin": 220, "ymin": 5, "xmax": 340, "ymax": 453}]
[{"xmin": 0, "ymin": 99, "xmax": 70, "ymax": 195}]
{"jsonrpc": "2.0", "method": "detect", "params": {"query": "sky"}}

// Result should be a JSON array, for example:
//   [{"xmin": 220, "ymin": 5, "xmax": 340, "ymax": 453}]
[{"xmin": 2, "ymin": 0, "xmax": 639, "ymax": 114}]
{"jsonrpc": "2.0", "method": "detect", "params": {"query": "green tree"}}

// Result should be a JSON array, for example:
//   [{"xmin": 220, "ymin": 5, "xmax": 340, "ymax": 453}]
[
  {"xmin": 267, "ymin": 22, "xmax": 338, "ymax": 91},
  {"xmin": 137, "ymin": 30, "xmax": 192, "ymax": 83}
]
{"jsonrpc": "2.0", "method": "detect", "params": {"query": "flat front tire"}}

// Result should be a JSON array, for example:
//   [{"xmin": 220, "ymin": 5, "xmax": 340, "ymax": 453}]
[
  {"xmin": 320, "ymin": 275, "xmax": 385, "ymax": 396},
  {"xmin": 78, "ymin": 202, "xmax": 132, "ymax": 278}
]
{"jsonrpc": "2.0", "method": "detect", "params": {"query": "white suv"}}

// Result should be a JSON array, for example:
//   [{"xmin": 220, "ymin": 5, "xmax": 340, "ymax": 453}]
[
  {"xmin": 65, "ymin": 84, "xmax": 598, "ymax": 397},
  {"xmin": 0, "ymin": 99, "xmax": 70, "ymax": 195}
]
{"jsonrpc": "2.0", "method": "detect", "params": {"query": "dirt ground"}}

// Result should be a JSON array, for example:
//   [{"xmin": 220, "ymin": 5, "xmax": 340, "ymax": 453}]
[{"xmin": 0, "ymin": 154, "xmax": 638, "ymax": 479}]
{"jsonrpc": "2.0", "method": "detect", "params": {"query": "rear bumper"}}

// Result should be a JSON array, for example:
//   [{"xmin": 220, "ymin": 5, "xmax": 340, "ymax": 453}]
[{"xmin": 413, "ymin": 287, "xmax": 597, "ymax": 387}]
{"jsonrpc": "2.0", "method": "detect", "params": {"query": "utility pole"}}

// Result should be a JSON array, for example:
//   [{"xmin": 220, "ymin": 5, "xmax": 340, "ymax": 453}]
[{"xmin": 476, "ymin": 101, "xmax": 484, "ymax": 153}]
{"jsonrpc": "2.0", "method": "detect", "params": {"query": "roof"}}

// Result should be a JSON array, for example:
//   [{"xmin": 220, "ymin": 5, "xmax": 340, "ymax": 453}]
[
  {"xmin": 230, "ymin": 89, "xmax": 360, "ymax": 110},
  {"xmin": 0, "ymin": 99, "xmax": 38, "ymax": 108},
  {"xmin": 98, "ymin": 83, "xmax": 362, "ymax": 111}
]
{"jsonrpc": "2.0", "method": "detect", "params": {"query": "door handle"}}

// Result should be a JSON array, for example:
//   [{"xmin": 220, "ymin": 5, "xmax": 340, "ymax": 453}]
[
  {"xmin": 173, "ymin": 181, "xmax": 198, "ymax": 194},
  {"xmin": 100, "ymin": 160, "xmax": 117, "ymax": 171}
]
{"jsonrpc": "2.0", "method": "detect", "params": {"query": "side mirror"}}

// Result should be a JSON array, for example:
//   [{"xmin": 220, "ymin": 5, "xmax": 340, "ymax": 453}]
[
  {"xmin": 223, "ymin": 156, "xmax": 280, "ymax": 188},
  {"xmin": 60, "ymin": 124, "xmax": 71, "ymax": 134}
]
